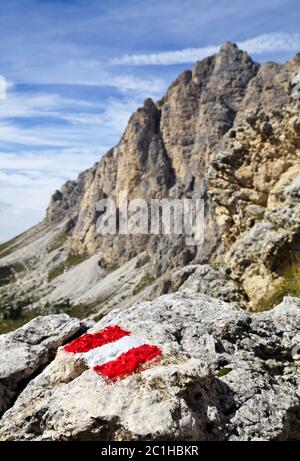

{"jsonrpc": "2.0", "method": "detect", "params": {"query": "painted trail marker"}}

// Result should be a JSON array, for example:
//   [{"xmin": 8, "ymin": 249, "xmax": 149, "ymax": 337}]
[{"xmin": 63, "ymin": 325, "xmax": 162, "ymax": 380}]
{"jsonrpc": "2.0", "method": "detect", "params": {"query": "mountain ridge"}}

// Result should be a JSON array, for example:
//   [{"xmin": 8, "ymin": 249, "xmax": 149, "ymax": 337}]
[{"xmin": 0, "ymin": 42, "xmax": 300, "ymax": 332}]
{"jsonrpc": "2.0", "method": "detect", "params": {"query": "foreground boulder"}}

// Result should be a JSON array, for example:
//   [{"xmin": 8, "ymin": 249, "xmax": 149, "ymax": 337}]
[
  {"xmin": 0, "ymin": 293, "xmax": 300, "ymax": 441},
  {"xmin": 0, "ymin": 314, "xmax": 89, "ymax": 416}
]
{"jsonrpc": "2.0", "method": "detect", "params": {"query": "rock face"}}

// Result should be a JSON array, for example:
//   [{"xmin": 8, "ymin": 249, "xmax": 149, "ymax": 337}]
[
  {"xmin": 1, "ymin": 43, "xmax": 300, "ymax": 442},
  {"xmin": 172, "ymin": 264, "xmax": 246, "ymax": 305},
  {"xmin": 0, "ymin": 44, "xmax": 300, "ymax": 328},
  {"xmin": 0, "ymin": 293, "xmax": 300, "ymax": 441},
  {"xmin": 0, "ymin": 315, "xmax": 89, "ymax": 416},
  {"xmin": 291, "ymin": 68, "xmax": 300, "ymax": 101}
]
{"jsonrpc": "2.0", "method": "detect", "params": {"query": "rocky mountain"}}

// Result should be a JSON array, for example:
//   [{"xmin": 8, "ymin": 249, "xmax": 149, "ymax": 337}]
[
  {"xmin": 1, "ymin": 42, "xmax": 300, "ymax": 442},
  {"xmin": 0, "ymin": 42, "xmax": 300, "ymax": 333}
]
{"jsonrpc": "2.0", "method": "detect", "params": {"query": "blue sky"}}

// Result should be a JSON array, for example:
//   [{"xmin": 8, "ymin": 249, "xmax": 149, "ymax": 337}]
[{"xmin": 0, "ymin": 0, "xmax": 300, "ymax": 241}]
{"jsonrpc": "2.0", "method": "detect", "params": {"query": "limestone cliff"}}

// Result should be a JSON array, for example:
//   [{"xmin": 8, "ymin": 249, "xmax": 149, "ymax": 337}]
[{"xmin": 0, "ymin": 43, "xmax": 300, "ymax": 330}]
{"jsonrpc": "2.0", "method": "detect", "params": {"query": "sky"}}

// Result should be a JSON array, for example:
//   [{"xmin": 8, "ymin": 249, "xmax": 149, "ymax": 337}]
[{"xmin": 0, "ymin": 0, "xmax": 300, "ymax": 242}]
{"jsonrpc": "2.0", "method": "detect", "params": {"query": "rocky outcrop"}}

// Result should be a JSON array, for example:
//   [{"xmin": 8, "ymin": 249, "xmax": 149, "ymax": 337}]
[
  {"xmin": 207, "ymin": 63, "xmax": 300, "ymax": 309},
  {"xmin": 0, "ymin": 314, "xmax": 90, "ymax": 416},
  {"xmin": 291, "ymin": 68, "xmax": 300, "ymax": 101},
  {"xmin": 169, "ymin": 264, "xmax": 247, "ymax": 305},
  {"xmin": 0, "ymin": 293, "xmax": 299, "ymax": 441},
  {"xmin": 1, "ymin": 42, "xmax": 300, "ymax": 442},
  {"xmin": 44, "ymin": 43, "xmax": 261, "ymax": 267}
]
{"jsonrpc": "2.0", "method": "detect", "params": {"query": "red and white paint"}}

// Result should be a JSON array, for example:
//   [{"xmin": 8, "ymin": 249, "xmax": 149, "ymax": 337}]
[{"xmin": 63, "ymin": 325, "xmax": 162, "ymax": 380}]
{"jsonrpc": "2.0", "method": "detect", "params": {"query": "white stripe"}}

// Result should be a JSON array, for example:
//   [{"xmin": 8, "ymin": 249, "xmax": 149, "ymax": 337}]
[{"xmin": 77, "ymin": 335, "xmax": 147, "ymax": 368}]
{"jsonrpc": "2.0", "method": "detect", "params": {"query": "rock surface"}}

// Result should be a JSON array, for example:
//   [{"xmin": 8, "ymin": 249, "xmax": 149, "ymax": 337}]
[
  {"xmin": 1, "ymin": 43, "xmax": 300, "ymax": 442},
  {"xmin": 0, "ymin": 293, "xmax": 300, "ymax": 441},
  {"xmin": 172, "ymin": 264, "xmax": 246, "ymax": 305},
  {"xmin": 0, "ymin": 314, "xmax": 89, "ymax": 416}
]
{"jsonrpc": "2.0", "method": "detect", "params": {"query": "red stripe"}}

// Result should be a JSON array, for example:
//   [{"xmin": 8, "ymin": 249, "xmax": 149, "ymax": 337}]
[
  {"xmin": 64, "ymin": 325, "xmax": 130, "ymax": 353},
  {"xmin": 93, "ymin": 344, "xmax": 162, "ymax": 379}
]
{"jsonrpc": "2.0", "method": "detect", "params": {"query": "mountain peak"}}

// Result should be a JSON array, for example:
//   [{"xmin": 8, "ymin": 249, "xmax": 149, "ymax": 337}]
[{"xmin": 219, "ymin": 41, "xmax": 239, "ymax": 53}]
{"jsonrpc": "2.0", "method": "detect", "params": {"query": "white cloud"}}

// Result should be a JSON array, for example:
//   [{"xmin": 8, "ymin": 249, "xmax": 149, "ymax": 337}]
[
  {"xmin": 111, "ymin": 46, "xmax": 219, "ymax": 66},
  {"xmin": 0, "ymin": 149, "xmax": 99, "ymax": 177},
  {"xmin": 0, "ymin": 85, "xmax": 141, "ymax": 148},
  {"xmin": 0, "ymin": 77, "xmax": 166, "ymax": 242},
  {"xmin": 0, "ymin": 168, "xmax": 63, "ymax": 242},
  {"xmin": 0, "ymin": 161, "xmax": 85, "ymax": 242},
  {"xmin": 0, "ymin": 200, "xmax": 9, "ymax": 212},
  {"xmin": 108, "ymin": 74, "xmax": 165, "ymax": 94},
  {"xmin": 11, "ymin": 61, "xmax": 165, "ymax": 96},
  {"xmin": 0, "ymin": 206, "xmax": 43, "ymax": 243},
  {"xmin": 239, "ymin": 33, "xmax": 300, "ymax": 55},
  {"xmin": 111, "ymin": 32, "xmax": 300, "ymax": 66},
  {"xmin": 0, "ymin": 91, "xmax": 97, "ymax": 119}
]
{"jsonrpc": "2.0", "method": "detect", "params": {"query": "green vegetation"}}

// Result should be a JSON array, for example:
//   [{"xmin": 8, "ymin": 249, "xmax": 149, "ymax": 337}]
[
  {"xmin": 0, "ymin": 294, "xmax": 91, "ymax": 335},
  {"xmin": 51, "ymin": 299, "xmax": 72, "ymax": 313},
  {"xmin": 259, "ymin": 260, "xmax": 300, "ymax": 311},
  {"xmin": 65, "ymin": 252, "xmax": 87, "ymax": 269},
  {"xmin": 0, "ymin": 262, "xmax": 26, "ymax": 287},
  {"xmin": 217, "ymin": 367, "xmax": 233, "ymax": 378},
  {"xmin": 211, "ymin": 261, "xmax": 221, "ymax": 271},
  {"xmin": 48, "ymin": 252, "xmax": 87, "ymax": 282},
  {"xmin": 12, "ymin": 262, "xmax": 26, "ymax": 274},
  {"xmin": 67, "ymin": 303, "xmax": 94, "ymax": 319},
  {"xmin": 48, "ymin": 265, "xmax": 65, "ymax": 282},
  {"xmin": 135, "ymin": 255, "xmax": 150, "ymax": 269},
  {"xmin": 259, "ymin": 286, "xmax": 287, "ymax": 311},
  {"xmin": 52, "ymin": 298, "xmax": 101, "ymax": 320},
  {"xmin": 93, "ymin": 312, "xmax": 104, "ymax": 322},
  {"xmin": 0, "ymin": 296, "xmax": 36, "ymax": 335},
  {"xmin": 0, "ymin": 312, "xmax": 38, "ymax": 335},
  {"xmin": 0, "ymin": 295, "xmax": 104, "ymax": 334},
  {"xmin": 255, "ymin": 212, "xmax": 265, "ymax": 222},
  {"xmin": 172, "ymin": 244, "xmax": 184, "ymax": 254},
  {"xmin": 0, "ymin": 235, "xmax": 21, "ymax": 258},
  {"xmin": 282, "ymin": 262, "xmax": 300, "ymax": 297},
  {"xmin": 132, "ymin": 273, "xmax": 155, "ymax": 296},
  {"xmin": 0, "ymin": 266, "xmax": 15, "ymax": 287}
]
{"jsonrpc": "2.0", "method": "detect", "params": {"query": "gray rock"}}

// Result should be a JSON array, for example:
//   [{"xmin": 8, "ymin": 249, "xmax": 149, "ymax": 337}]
[
  {"xmin": 172, "ymin": 264, "xmax": 246, "ymax": 305},
  {"xmin": 0, "ymin": 293, "xmax": 300, "ymax": 441},
  {"xmin": 260, "ymin": 121, "xmax": 273, "ymax": 137},
  {"xmin": 290, "ymin": 69, "xmax": 300, "ymax": 100},
  {"xmin": 293, "ymin": 116, "xmax": 300, "ymax": 135},
  {"xmin": 226, "ymin": 222, "xmax": 287, "ymax": 275},
  {"xmin": 0, "ymin": 314, "xmax": 88, "ymax": 415}
]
